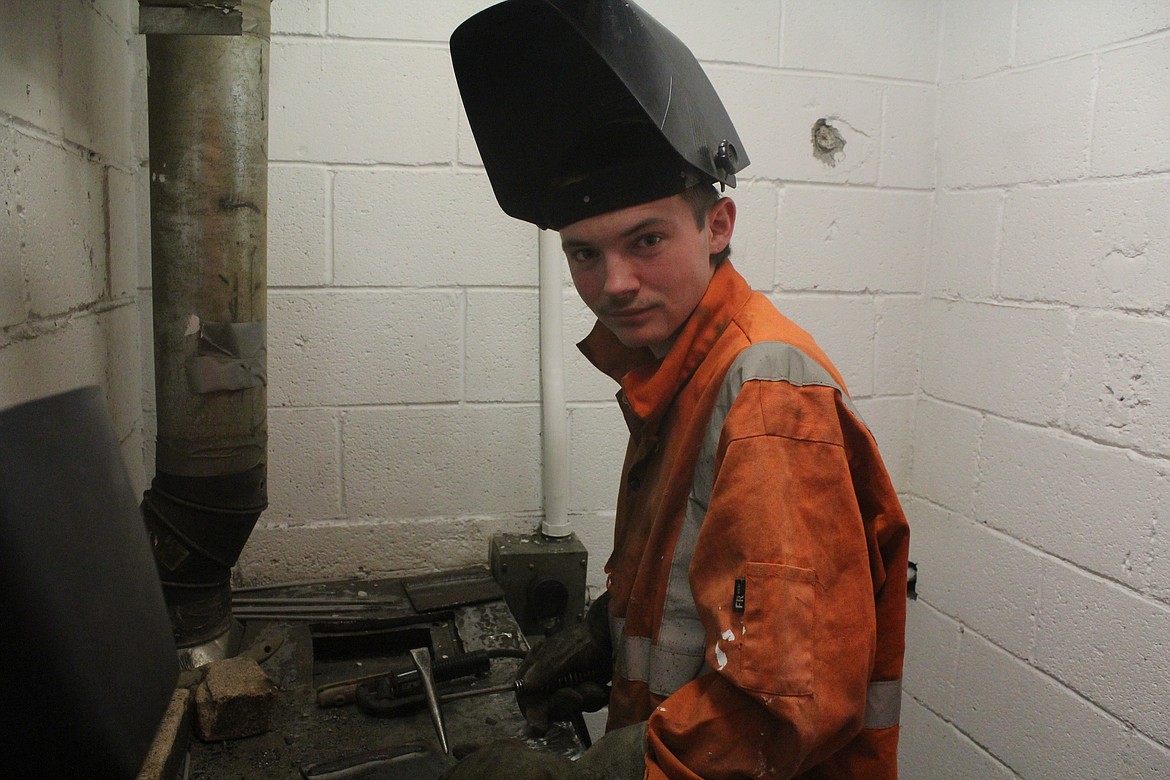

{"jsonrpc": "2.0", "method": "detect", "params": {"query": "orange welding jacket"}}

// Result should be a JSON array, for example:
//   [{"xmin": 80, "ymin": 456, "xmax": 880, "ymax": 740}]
[{"xmin": 578, "ymin": 261, "xmax": 910, "ymax": 779}]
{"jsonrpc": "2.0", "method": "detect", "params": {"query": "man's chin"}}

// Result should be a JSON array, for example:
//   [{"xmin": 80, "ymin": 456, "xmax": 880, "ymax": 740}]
[
  {"xmin": 608, "ymin": 328, "xmax": 665, "ymax": 354},
  {"xmin": 608, "ymin": 329, "xmax": 649, "ymax": 350}
]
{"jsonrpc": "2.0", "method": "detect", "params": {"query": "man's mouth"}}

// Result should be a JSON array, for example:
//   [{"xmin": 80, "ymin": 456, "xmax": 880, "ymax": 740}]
[{"xmin": 604, "ymin": 305, "xmax": 654, "ymax": 320}]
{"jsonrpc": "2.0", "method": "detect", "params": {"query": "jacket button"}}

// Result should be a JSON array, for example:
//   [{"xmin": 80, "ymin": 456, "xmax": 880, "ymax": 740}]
[{"xmin": 629, "ymin": 475, "xmax": 641, "ymax": 491}]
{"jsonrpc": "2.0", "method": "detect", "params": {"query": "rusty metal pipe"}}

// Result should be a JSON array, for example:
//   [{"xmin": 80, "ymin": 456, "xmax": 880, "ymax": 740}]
[{"xmin": 141, "ymin": 0, "xmax": 271, "ymax": 651}]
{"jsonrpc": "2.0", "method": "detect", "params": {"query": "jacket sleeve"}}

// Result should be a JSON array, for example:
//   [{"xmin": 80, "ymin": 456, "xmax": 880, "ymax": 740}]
[{"xmin": 643, "ymin": 378, "xmax": 905, "ymax": 779}]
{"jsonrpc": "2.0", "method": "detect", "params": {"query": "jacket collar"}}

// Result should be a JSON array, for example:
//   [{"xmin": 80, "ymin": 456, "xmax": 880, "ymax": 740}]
[{"xmin": 577, "ymin": 261, "xmax": 753, "ymax": 429}]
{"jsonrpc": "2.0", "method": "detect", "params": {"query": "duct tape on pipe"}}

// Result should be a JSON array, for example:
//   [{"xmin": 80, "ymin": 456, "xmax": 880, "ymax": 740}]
[{"xmin": 186, "ymin": 321, "xmax": 267, "ymax": 393}]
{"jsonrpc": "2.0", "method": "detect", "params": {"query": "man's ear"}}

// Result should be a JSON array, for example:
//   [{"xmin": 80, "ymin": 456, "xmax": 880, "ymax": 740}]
[{"xmin": 707, "ymin": 197, "xmax": 736, "ymax": 255}]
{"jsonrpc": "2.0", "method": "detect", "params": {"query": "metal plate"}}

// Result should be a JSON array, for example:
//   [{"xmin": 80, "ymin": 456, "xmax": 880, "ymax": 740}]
[{"xmin": 403, "ymin": 566, "xmax": 504, "ymax": 614}]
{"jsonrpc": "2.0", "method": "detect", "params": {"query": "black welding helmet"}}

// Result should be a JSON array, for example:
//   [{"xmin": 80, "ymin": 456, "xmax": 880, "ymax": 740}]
[{"xmin": 450, "ymin": 0, "xmax": 749, "ymax": 230}]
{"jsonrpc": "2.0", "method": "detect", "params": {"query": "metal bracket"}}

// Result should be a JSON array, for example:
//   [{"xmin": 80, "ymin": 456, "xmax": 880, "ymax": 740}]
[{"xmin": 139, "ymin": 1, "xmax": 253, "ymax": 36}]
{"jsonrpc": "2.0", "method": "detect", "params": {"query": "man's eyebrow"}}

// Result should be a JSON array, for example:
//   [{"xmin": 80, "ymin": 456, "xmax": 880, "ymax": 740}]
[
  {"xmin": 620, "ymin": 217, "xmax": 669, "ymax": 238},
  {"xmin": 560, "ymin": 236, "xmax": 593, "ymax": 250},
  {"xmin": 561, "ymin": 217, "xmax": 670, "ymax": 250}
]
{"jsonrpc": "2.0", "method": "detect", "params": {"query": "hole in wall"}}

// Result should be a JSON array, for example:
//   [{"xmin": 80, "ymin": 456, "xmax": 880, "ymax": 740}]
[{"xmin": 811, "ymin": 118, "xmax": 846, "ymax": 167}]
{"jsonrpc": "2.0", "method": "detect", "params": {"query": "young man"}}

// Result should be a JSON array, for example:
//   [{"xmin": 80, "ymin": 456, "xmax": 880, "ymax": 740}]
[{"xmin": 446, "ymin": 2, "xmax": 910, "ymax": 778}]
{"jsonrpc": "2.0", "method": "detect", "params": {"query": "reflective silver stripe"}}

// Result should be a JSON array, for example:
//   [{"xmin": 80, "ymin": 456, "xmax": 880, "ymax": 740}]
[
  {"xmin": 864, "ymin": 679, "xmax": 902, "ymax": 729},
  {"xmin": 720, "ymin": 341, "xmax": 865, "ymax": 430},
  {"xmin": 611, "ymin": 616, "xmax": 707, "ymax": 695},
  {"xmin": 611, "ymin": 616, "xmax": 641, "ymax": 679},
  {"xmin": 614, "ymin": 342, "xmax": 866, "ymax": 698}
]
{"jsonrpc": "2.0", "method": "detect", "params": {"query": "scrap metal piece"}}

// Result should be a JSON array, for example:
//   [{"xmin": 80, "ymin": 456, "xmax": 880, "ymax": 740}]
[
  {"xmin": 177, "ymin": 621, "xmax": 283, "ymax": 688},
  {"xmin": 454, "ymin": 600, "xmax": 531, "ymax": 654},
  {"xmin": 299, "ymin": 742, "xmax": 435, "ymax": 780},
  {"xmin": 402, "ymin": 566, "xmax": 504, "ymax": 613}
]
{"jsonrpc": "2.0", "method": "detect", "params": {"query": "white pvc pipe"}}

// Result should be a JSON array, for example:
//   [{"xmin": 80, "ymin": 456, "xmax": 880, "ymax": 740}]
[{"xmin": 538, "ymin": 227, "xmax": 572, "ymax": 538}]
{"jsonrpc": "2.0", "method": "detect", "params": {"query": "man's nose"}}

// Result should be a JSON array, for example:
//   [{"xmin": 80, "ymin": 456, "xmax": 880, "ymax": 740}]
[{"xmin": 602, "ymin": 254, "xmax": 638, "ymax": 297}]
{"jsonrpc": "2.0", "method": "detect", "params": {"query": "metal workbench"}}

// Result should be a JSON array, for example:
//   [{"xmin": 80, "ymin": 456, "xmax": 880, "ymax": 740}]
[{"xmin": 185, "ymin": 572, "xmax": 583, "ymax": 779}]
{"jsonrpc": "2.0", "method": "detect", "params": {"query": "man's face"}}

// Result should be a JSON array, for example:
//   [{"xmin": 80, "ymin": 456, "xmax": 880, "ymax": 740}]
[{"xmin": 559, "ymin": 193, "xmax": 734, "ymax": 357}]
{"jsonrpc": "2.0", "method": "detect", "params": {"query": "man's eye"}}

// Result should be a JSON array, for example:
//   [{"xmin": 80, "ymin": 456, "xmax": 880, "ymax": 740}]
[
  {"xmin": 638, "ymin": 234, "xmax": 662, "ymax": 248},
  {"xmin": 571, "ymin": 249, "xmax": 598, "ymax": 263}
]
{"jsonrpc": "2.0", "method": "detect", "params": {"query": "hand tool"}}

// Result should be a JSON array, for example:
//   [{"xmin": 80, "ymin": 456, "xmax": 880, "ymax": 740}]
[{"xmin": 410, "ymin": 647, "xmax": 450, "ymax": 756}]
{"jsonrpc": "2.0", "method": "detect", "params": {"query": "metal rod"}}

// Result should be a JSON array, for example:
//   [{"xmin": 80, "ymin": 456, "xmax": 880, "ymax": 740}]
[
  {"xmin": 228, "ymin": 613, "xmax": 379, "ymax": 622},
  {"xmin": 230, "ymin": 603, "xmax": 400, "ymax": 608},
  {"xmin": 233, "ymin": 578, "xmax": 370, "ymax": 593},
  {"xmin": 231, "ymin": 604, "xmax": 379, "ymax": 614},
  {"xmin": 441, "ymin": 682, "xmax": 515, "ymax": 702}
]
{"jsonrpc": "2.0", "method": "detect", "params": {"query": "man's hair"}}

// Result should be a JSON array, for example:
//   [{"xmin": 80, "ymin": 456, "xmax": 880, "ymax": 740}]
[{"xmin": 680, "ymin": 183, "xmax": 732, "ymax": 266}]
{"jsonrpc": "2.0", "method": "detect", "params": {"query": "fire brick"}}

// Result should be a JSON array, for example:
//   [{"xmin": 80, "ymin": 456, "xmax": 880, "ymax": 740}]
[{"xmin": 194, "ymin": 656, "xmax": 278, "ymax": 742}]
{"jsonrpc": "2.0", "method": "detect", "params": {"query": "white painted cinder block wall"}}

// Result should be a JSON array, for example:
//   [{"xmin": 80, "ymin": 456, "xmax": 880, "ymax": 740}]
[
  {"xmin": 3, "ymin": 1, "xmax": 1169, "ymax": 777},
  {"xmin": 902, "ymin": 2, "xmax": 1170, "ymax": 777},
  {"xmin": 246, "ymin": 0, "xmax": 933, "ymax": 587},
  {"xmin": 0, "ymin": 0, "xmax": 147, "ymax": 488}
]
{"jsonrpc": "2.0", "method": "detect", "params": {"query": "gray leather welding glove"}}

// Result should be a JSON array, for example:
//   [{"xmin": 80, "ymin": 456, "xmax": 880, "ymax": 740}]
[
  {"xmin": 573, "ymin": 722, "xmax": 648, "ymax": 780},
  {"xmin": 438, "ymin": 739, "xmax": 574, "ymax": 780},
  {"xmin": 517, "ymin": 591, "xmax": 613, "ymax": 733},
  {"xmin": 438, "ymin": 722, "xmax": 647, "ymax": 780}
]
